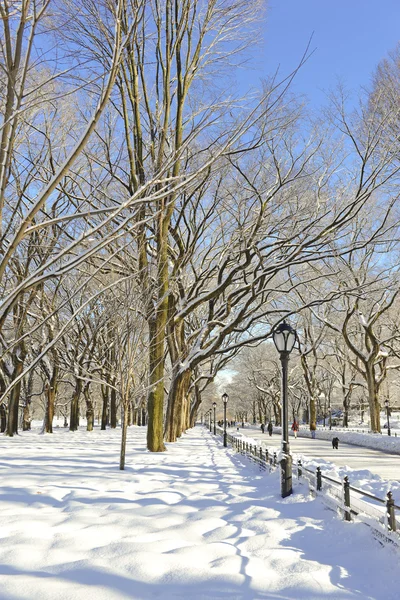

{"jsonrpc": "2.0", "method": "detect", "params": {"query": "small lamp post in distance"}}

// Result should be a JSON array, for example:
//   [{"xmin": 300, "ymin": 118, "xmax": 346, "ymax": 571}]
[
  {"xmin": 384, "ymin": 399, "xmax": 391, "ymax": 436},
  {"xmin": 272, "ymin": 320, "xmax": 297, "ymax": 498},
  {"xmin": 222, "ymin": 393, "xmax": 228, "ymax": 447}
]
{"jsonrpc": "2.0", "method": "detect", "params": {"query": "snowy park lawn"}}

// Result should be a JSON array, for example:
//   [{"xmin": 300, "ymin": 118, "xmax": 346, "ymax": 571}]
[{"xmin": 1, "ymin": 426, "xmax": 400, "ymax": 600}]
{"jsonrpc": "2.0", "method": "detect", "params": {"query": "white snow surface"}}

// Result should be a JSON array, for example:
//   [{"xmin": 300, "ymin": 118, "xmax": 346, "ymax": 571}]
[{"xmin": 1, "ymin": 425, "xmax": 399, "ymax": 600}]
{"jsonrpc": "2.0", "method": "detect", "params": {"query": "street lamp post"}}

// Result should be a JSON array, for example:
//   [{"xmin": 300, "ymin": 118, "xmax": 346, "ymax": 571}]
[
  {"xmin": 209, "ymin": 410, "xmax": 212, "ymax": 432},
  {"xmin": 273, "ymin": 321, "xmax": 297, "ymax": 498},
  {"xmin": 385, "ymin": 399, "xmax": 391, "ymax": 436},
  {"xmin": 213, "ymin": 402, "xmax": 217, "ymax": 435},
  {"xmin": 222, "ymin": 393, "xmax": 228, "ymax": 447},
  {"xmin": 328, "ymin": 399, "xmax": 332, "ymax": 431}
]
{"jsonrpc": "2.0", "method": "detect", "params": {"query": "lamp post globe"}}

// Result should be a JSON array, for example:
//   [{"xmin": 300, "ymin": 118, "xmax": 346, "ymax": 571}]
[
  {"xmin": 272, "ymin": 321, "xmax": 297, "ymax": 498},
  {"xmin": 222, "ymin": 393, "xmax": 228, "ymax": 447},
  {"xmin": 213, "ymin": 402, "xmax": 217, "ymax": 435},
  {"xmin": 385, "ymin": 399, "xmax": 391, "ymax": 436}
]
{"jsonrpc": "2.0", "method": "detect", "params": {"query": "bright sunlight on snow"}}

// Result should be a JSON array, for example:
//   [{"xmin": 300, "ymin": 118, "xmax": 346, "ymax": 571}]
[{"xmin": 0, "ymin": 425, "xmax": 399, "ymax": 600}]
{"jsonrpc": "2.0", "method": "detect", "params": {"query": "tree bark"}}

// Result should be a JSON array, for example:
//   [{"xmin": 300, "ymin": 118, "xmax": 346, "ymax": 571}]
[
  {"xmin": 6, "ymin": 350, "xmax": 25, "ymax": 436},
  {"xmin": 147, "ymin": 317, "xmax": 166, "ymax": 451},
  {"xmin": 0, "ymin": 404, "xmax": 6, "ymax": 432},
  {"xmin": 84, "ymin": 384, "xmax": 94, "ymax": 431},
  {"xmin": 110, "ymin": 382, "xmax": 117, "ymax": 428},
  {"xmin": 120, "ymin": 406, "xmax": 129, "ymax": 470},
  {"xmin": 366, "ymin": 366, "xmax": 380, "ymax": 432},
  {"xmin": 101, "ymin": 384, "xmax": 108, "ymax": 430},
  {"xmin": 70, "ymin": 379, "xmax": 82, "ymax": 432},
  {"xmin": 165, "ymin": 369, "xmax": 191, "ymax": 442},
  {"xmin": 45, "ymin": 364, "xmax": 58, "ymax": 433}
]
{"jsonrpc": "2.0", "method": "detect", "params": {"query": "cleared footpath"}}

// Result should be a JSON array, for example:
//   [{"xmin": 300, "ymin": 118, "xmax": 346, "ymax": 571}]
[{"xmin": 229, "ymin": 427, "xmax": 400, "ymax": 481}]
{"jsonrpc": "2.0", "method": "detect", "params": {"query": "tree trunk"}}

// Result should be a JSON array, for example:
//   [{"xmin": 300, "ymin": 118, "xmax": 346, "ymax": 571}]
[
  {"xmin": 165, "ymin": 369, "xmax": 191, "ymax": 442},
  {"xmin": 273, "ymin": 401, "xmax": 281, "ymax": 426},
  {"xmin": 110, "ymin": 382, "xmax": 117, "ymax": 428},
  {"xmin": 181, "ymin": 397, "xmax": 189, "ymax": 433},
  {"xmin": 70, "ymin": 379, "xmax": 82, "ymax": 432},
  {"xmin": 189, "ymin": 389, "xmax": 201, "ymax": 428},
  {"xmin": 85, "ymin": 384, "xmax": 94, "ymax": 431},
  {"xmin": 0, "ymin": 403, "xmax": 6, "ymax": 432},
  {"xmin": 309, "ymin": 395, "xmax": 317, "ymax": 431},
  {"xmin": 45, "ymin": 384, "xmax": 56, "ymax": 433},
  {"xmin": 101, "ymin": 384, "xmax": 108, "ymax": 430},
  {"xmin": 45, "ymin": 366, "xmax": 58, "ymax": 433},
  {"xmin": 120, "ymin": 406, "xmax": 129, "ymax": 470},
  {"xmin": 6, "ymin": 353, "xmax": 25, "ymax": 436},
  {"xmin": 147, "ymin": 317, "xmax": 166, "ymax": 452},
  {"xmin": 366, "ymin": 366, "xmax": 380, "ymax": 432}
]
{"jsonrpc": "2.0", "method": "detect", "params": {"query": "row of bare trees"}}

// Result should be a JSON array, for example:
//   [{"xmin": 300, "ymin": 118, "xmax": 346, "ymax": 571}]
[
  {"xmin": 224, "ymin": 250, "xmax": 400, "ymax": 432},
  {"xmin": 1, "ymin": 1, "xmax": 400, "ymax": 455}
]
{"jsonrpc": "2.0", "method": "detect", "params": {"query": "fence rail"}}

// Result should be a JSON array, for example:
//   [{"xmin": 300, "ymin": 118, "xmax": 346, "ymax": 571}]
[{"xmin": 210, "ymin": 426, "xmax": 400, "ymax": 542}]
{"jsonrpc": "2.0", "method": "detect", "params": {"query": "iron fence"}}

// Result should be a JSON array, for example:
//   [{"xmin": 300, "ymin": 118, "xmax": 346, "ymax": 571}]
[{"xmin": 211, "ymin": 425, "xmax": 400, "ymax": 543}]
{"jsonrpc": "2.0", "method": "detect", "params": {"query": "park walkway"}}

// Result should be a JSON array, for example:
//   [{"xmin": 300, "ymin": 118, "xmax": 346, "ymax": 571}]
[
  {"xmin": 1, "ymin": 424, "xmax": 400, "ymax": 599},
  {"xmin": 230, "ymin": 427, "xmax": 400, "ymax": 481}
]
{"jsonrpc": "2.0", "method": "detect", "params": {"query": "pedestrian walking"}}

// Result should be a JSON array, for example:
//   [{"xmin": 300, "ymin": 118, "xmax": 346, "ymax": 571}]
[
  {"xmin": 267, "ymin": 422, "xmax": 273, "ymax": 436},
  {"xmin": 260, "ymin": 423, "xmax": 265, "ymax": 434},
  {"xmin": 291, "ymin": 420, "xmax": 299, "ymax": 439}
]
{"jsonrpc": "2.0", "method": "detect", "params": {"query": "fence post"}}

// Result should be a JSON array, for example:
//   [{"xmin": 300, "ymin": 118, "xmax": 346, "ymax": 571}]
[
  {"xmin": 259, "ymin": 447, "xmax": 263, "ymax": 460},
  {"xmin": 297, "ymin": 459, "xmax": 302, "ymax": 479},
  {"xmin": 265, "ymin": 449, "xmax": 269, "ymax": 463},
  {"xmin": 386, "ymin": 491, "xmax": 397, "ymax": 532},
  {"xmin": 246, "ymin": 442, "xmax": 249, "ymax": 453},
  {"xmin": 273, "ymin": 451, "xmax": 277, "ymax": 466},
  {"xmin": 343, "ymin": 476, "xmax": 351, "ymax": 521},
  {"xmin": 316, "ymin": 467, "xmax": 322, "ymax": 491}
]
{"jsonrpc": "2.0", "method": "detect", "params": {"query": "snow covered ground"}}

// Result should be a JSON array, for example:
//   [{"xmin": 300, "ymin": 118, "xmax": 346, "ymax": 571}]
[{"xmin": 1, "ymin": 425, "xmax": 400, "ymax": 600}]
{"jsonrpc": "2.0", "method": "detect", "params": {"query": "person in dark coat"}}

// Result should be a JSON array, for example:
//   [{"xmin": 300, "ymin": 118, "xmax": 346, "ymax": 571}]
[
  {"xmin": 267, "ymin": 422, "xmax": 273, "ymax": 436},
  {"xmin": 332, "ymin": 437, "xmax": 339, "ymax": 449},
  {"xmin": 260, "ymin": 423, "xmax": 265, "ymax": 434}
]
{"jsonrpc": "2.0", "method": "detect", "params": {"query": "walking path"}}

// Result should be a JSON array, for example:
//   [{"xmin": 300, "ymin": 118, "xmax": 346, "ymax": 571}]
[
  {"xmin": 0, "ymin": 425, "xmax": 399, "ymax": 599},
  {"xmin": 230, "ymin": 428, "xmax": 400, "ymax": 481}
]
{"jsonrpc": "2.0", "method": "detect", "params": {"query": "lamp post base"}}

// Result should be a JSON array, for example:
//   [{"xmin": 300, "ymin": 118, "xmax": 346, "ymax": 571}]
[{"xmin": 280, "ymin": 454, "xmax": 293, "ymax": 498}]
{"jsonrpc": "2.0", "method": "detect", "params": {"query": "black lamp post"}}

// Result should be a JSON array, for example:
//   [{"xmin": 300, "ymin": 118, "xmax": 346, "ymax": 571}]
[
  {"xmin": 385, "ymin": 399, "xmax": 391, "ymax": 436},
  {"xmin": 213, "ymin": 402, "xmax": 217, "ymax": 435},
  {"xmin": 273, "ymin": 320, "xmax": 297, "ymax": 498},
  {"xmin": 222, "ymin": 393, "xmax": 228, "ymax": 447},
  {"xmin": 208, "ymin": 410, "xmax": 212, "ymax": 432}
]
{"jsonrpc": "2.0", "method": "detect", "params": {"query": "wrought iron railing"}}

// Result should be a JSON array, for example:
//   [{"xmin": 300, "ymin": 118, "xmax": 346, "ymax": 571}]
[{"xmin": 209, "ymin": 425, "xmax": 399, "ymax": 542}]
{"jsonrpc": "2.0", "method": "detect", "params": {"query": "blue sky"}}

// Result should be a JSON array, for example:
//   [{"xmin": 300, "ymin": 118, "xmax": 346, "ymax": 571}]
[{"xmin": 242, "ymin": 0, "xmax": 400, "ymax": 107}]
